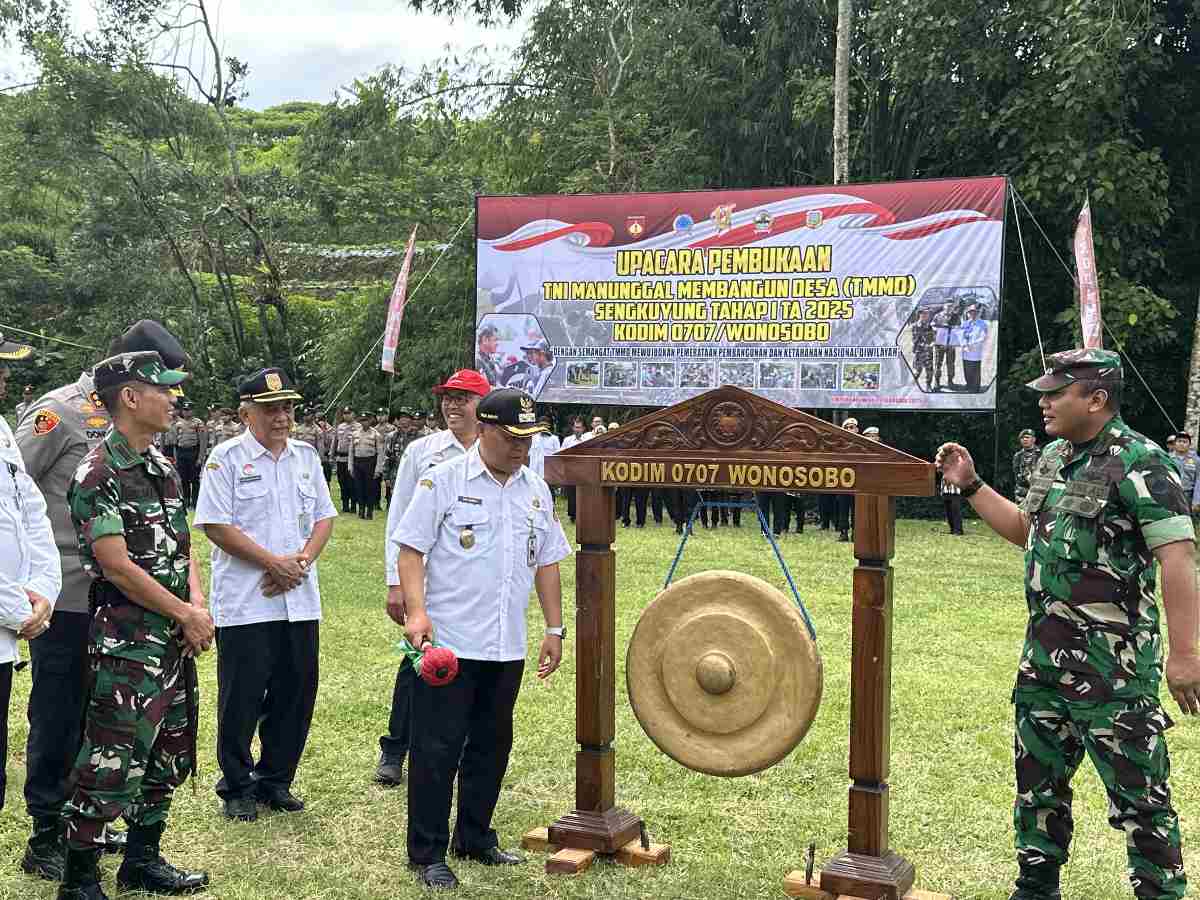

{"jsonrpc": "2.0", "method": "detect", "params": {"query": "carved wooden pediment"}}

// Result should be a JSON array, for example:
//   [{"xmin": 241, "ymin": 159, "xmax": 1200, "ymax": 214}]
[{"xmin": 548, "ymin": 387, "xmax": 933, "ymax": 496}]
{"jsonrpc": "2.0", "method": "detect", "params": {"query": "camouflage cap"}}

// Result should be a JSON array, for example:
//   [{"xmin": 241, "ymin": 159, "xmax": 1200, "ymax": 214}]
[
  {"xmin": 1018, "ymin": 428, "xmax": 1036, "ymax": 439},
  {"xmin": 93, "ymin": 350, "xmax": 190, "ymax": 393},
  {"xmin": 1025, "ymin": 348, "xmax": 1122, "ymax": 393}
]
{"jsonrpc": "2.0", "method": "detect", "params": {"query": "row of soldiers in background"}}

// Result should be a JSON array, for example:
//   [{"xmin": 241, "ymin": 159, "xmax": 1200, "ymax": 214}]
[{"xmin": 325, "ymin": 407, "xmax": 437, "ymax": 520}]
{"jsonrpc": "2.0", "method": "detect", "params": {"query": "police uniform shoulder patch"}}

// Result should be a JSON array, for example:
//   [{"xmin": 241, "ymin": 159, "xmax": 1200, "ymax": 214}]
[
  {"xmin": 419, "ymin": 478, "xmax": 434, "ymax": 489},
  {"xmin": 32, "ymin": 409, "xmax": 61, "ymax": 436}
]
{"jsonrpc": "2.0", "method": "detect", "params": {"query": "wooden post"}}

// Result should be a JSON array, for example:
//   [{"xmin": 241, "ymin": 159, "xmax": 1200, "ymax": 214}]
[
  {"xmin": 547, "ymin": 485, "xmax": 643, "ymax": 854},
  {"xmin": 820, "ymin": 495, "xmax": 915, "ymax": 900}
]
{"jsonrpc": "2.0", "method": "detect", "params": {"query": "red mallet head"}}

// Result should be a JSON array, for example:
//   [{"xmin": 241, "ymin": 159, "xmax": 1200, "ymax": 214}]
[{"xmin": 420, "ymin": 644, "xmax": 459, "ymax": 686}]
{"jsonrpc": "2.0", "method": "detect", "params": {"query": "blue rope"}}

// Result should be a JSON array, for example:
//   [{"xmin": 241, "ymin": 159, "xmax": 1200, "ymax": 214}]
[{"xmin": 662, "ymin": 494, "xmax": 817, "ymax": 641}]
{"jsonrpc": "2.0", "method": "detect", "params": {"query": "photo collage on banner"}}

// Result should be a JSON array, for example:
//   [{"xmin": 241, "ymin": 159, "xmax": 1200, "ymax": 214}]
[{"xmin": 474, "ymin": 177, "xmax": 1007, "ymax": 411}]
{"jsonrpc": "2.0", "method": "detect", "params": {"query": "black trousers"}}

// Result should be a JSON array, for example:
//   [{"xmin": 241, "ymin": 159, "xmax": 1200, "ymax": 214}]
[
  {"xmin": 0, "ymin": 661, "xmax": 11, "ymax": 810},
  {"xmin": 650, "ymin": 489, "xmax": 666, "ymax": 523},
  {"xmin": 963, "ymin": 359, "xmax": 982, "ymax": 392},
  {"xmin": 756, "ymin": 492, "xmax": 792, "ymax": 534},
  {"xmin": 564, "ymin": 486, "xmax": 577, "ymax": 521},
  {"xmin": 215, "ymin": 620, "xmax": 319, "ymax": 799},
  {"xmin": 408, "ymin": 659, "xmax": 524, "ymax": 865},
  {"xmin": 175, "ymin": 448, "xmax": 200, "ymax": 509},
  {"xmin": 835, "ymin": 494, "xmax": 853, "ymax": 533},
  {"xmin": 380, "ymin": 664, "xmax": 414, "ymax": 758},
  {"xmin": 353, "ymin": 458, "xmax": 378, "ymax": 516},
  {"xmin": 943, "ymin": 494, "xmax": 964, "ymax": 534},
  {"xmin": 618, "ymin": 488, "xmax": 651, "ymax": 526},
  {"xmin": 321, "ymin": 461, "xmax": 333, "ymax": 483},
  {"xmin": 336, "ymin": 459, "xmax": 356, "ymax": 512},
  {"xmin": 25, "ymin": 608, "xmax": 91, "ymax": 820},
  {"xmin": 818, "ymin": 494, "xmax": 835, "ymax": 528}
]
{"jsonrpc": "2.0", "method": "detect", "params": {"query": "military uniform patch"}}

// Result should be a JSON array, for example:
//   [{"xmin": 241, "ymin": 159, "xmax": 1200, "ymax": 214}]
[{"xmin": 32, "ymin": 410, "xmax": 61, "ymax": 436}]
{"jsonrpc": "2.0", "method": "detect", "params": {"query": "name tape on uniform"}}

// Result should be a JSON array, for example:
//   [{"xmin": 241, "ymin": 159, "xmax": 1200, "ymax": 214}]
[{"xmin": 598, "ymin": 458, "xmax": 857, "ymax": 490}]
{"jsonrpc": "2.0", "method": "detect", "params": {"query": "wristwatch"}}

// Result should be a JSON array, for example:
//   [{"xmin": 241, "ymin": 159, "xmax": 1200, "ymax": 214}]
[
  {"xmin": 961, "ymin": 475, "xmax": 985, "ymax": 498},
  {"xmin": 545, "ymin": 626, "xmax": 567, "ymax": 639}
]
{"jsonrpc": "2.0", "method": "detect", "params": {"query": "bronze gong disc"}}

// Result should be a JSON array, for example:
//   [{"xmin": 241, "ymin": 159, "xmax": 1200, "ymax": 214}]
[{"xmin": 627, "ymin": 570, "xmax": 822, "ymax": 777}]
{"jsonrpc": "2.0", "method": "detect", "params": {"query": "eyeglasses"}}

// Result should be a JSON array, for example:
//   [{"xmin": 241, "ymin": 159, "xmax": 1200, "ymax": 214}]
[{"xmin": 441, "ymin": 392, "xmax": 473, "ymax": 406}]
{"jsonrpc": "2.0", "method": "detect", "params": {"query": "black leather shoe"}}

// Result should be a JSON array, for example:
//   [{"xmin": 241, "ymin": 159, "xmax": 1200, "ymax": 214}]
[
  {"xmin": 375, "ymin": 753, "xmax": 404, "ymax": 786},
  {"xmin": 256, "ymin": 785, "xmax": 305, "ymax": 812},
  {"xmin": 100, "ymin": 824, "xmax": 126, "ymax": 854},
  {"xmin": 222, "ymin": 796, "xmax": 258, "ymax": 822},
  {"xmin": 57, "ymin": 848, "xmax": 108, "ymax": 900},
  {"xmin": 116, "ymin": 823, "xmax": 209, "ymax": 895},
  {"xmin": 22, "ymin": 816, "xmax": 65, "ymax": 881},
  {"xmin": 415, "ymin": 862, "xmax": 459, "ymax": 888},
  {"xmin": 454, "ymin": 846, "xmax": 524, "ymax": 866},
  {"xmin": 838, "ymin": 531, "xmax": 850, "ymax": 542}
]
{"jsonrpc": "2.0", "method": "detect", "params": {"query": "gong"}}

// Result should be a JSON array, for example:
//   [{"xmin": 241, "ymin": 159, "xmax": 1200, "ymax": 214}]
[{"xmin": 627, "ymin": 570, "xmax": 822, "ymax": 777}]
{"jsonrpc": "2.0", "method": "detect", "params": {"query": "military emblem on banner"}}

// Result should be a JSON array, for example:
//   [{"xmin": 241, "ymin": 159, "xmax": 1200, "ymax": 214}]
[
  {"xmin": 710, "ymin": 203, "xmax": 735, "ymax": 233},
  {"xmin": 754, "ymin": 211, "xmax": 773, "ymax": 234},
  {"xmin": 805, "ymin": 209, "xmax": 824, "ymax": 229},
  {"xmin": 626, "ymin": 216, "xmax": 646, "ymax": 238}
]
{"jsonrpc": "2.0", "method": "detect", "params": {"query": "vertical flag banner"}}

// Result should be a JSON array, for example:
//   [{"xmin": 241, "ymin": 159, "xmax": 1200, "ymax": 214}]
[
  {"xmin": 381, "ymin": 226, "xmax": 418, "ymax": 373},
  {"xmin": 1073, "ymin": 197, "xmax": 1103, "ymax": 350},
  {"xmin": 474, "ymin": 177, "xmax": 1007, "ymax": 411}
]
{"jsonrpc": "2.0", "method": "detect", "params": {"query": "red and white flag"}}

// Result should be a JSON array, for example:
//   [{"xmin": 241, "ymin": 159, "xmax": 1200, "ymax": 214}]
[
  {"xmin": 1073, "ymin": 198, "xmax": 1102, "ymax": 349},
  {"xmin": 381, "ymin": 226, "xmax": 418, "ymax": 373}
]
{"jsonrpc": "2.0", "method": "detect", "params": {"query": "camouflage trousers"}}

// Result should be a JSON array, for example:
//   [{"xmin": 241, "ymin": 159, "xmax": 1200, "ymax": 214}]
[
  {"xmin": 1013, "ymin": 686, "xmax": 1186, "ymax": 899},
  {"xmin": 63, "ymin": 651, "xmax": 194, "ymax": 850}
]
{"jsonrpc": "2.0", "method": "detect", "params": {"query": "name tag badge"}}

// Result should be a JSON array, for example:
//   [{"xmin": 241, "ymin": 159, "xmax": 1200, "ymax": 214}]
[
  {"xmin": 457, "ymin": 496, "xmax": 482, "ymax": 505},
  {"xmin": 238, "ymin": 475, "xmax": 263, "ymax": 484}
]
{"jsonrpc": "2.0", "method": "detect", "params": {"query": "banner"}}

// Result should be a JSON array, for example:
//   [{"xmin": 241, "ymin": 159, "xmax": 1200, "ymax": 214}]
[
  {"xmin": 1073, "ymin": 198, "xmax": 1103, "ymax": 349},
  {"xmin": 475, "ymin": 177, "xmax": 1006, "ymax": 410},
  {"xmin": 381, "ymin": 225, "xmax": 418, "ymax": 373}
]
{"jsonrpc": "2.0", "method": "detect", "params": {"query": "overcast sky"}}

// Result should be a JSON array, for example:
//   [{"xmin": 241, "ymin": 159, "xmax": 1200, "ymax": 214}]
[{"xmin": 0, "ymin": 0, "xmax": 528, "ymax": 109}]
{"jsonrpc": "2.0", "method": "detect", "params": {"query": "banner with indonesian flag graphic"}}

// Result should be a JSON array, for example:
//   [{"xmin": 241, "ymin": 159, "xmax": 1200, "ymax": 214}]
[
  {"xmin": 1073, "ymin": 198, "xmax": 1103, "ymax": 350},
  {"xmin": 380, "ymin": 226, "xmax": 417, "ymax": 374},
  {"xmin": 474, "ymin": 177, "xmax": 1007, "ymax": 411}
]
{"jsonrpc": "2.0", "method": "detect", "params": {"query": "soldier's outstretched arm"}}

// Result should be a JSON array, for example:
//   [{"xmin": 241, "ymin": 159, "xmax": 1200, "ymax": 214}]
[{"xmin": 936, "ymin": 442, "xmax": 1029, "ymax": 547}]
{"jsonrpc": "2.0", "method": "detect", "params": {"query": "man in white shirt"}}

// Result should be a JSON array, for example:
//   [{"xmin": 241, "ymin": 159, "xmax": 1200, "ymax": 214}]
[
  {"xmin": 558, "ymin": 416, "xmax": 588, "ymax": 522},
  {"xmin": 0, "ymin": 337, "xmax": 60, "ymax": 815},
  {"xmin": 375, "ymin": 369, "xmax": 491, "ymax": 786},
  {"xmin": 194, "ymin": 368, "xmax": 336, "ymax": 823},
  {"xmin": 393, "ymin": 388, "xmax": 571, "ymax": 889}
]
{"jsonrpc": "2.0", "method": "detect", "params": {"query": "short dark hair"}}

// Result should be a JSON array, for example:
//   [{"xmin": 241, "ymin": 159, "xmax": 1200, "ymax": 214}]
[
  {"xmin": 95, "ymin": 380, "xmax": 147, "ymax": 416},
  {"xmin": 1075, "ymin": 377, "xmax": 1122, "ymax": 412},
  {"xmin": 477, "ymin": 325, "xmax": 497, "ymax": 345}
]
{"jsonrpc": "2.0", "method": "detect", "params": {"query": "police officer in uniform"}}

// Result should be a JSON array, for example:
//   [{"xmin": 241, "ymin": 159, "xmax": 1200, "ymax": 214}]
[
  {"xmin": 391, "ymin": 387, "xmax": 570, "ymax": 889},
  {"xmin": 351, "ymin": 411, "xmax": 385, "ymax": 520},
  {"xmin": 61, "ymin": 349, "xmax": 215, "ymax": 899},
  {"xmin": 383, "ymin": 408, "xmax": 419, "ymax": 505},
  {"xmin": 169, "ymin": 400, "xmax": 207, "ymax": 509},
  {"xmin": 376, "ymin": 370, "xmax": 490, "ymax": 785},
  {"xmin": 194, "ymin": 368, "xmax": 336, "ymax": 823},
  {"xmin": 334, "ymin": 408, "xmax": 359, "ymax": 514},
  {"xmin": 0, "ymin": 334, "xmax": 61, "ymax": 816},
  {"xmin": 938, "ymin": 349, "xmax": 1200, "ymax": 900},
  {"xmin": 15, "ymin": 321, "xmax": 188, "ymax": 879}
]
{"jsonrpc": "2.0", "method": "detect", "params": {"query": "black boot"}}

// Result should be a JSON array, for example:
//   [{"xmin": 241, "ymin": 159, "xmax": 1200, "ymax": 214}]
[
  {"xmin": 22, "ymin": 815, "xmax": 66, "ymax": 881},
  {"xmin": 116, "ymin": 823, "xmax": 209, "ymax": 895},
  {"xmin": 1009, "ymin": 862, "xmax": 1062, "ymax": 900},
  {"xmin": 56, "ymin": 847, "xmax": 108, "ymax": 900}
]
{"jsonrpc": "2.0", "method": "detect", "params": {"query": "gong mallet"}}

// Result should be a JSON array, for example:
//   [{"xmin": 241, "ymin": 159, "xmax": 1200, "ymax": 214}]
[{"xmin": 397, "ymin": 636, "xmax": 460, "ymax": 687}]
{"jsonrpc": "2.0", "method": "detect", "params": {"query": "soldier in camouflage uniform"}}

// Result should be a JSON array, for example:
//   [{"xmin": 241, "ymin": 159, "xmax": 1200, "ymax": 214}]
[
  {"xmin": 938, "ymin": 349, "xmax": 1200, "ymax": 900},
  {"xmin": 60, "ymin": 351, "xmax": 216, "ymax": 900},
  {"xmin": 1012, "ymin": 428, "xmax": 1041, "ymax": 503},
  {"xmin": 910, "ymin": 307, "xmax": 936, "ymax": 391}
]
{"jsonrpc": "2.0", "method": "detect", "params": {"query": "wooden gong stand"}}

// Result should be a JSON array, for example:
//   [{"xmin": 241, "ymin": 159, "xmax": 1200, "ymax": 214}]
[{"xmin": 525, "ymin": 387, "xmax": 939, "ymax": 899}]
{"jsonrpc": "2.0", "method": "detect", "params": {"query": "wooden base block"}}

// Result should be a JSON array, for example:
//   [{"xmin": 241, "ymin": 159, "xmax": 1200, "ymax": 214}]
[
  {"xmin": 521, "ymin": 827, "xmax": 559, "ymax": 854},
  {"xmin": 546, "ymin": 848, "xmax": 596, "ymax": 875},
  {"xmin": 783, "ymin": 872, "xmax": 837, "ymax": 899},
  {"xmin": 821, "ymin": 850, "xmax": 915, "ymax": 900},
  {"xmin": 615, "ymin": 838, "xmax": 671, "ymax": 868},
  {"xmin": 902, "ymin": 892, "xmax": 953, "ymax": 900}
]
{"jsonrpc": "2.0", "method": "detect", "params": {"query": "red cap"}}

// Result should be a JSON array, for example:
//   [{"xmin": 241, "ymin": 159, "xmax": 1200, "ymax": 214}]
[{"xmin": 432, "ymin": 369, "xmax": 491, "ymax": 397}]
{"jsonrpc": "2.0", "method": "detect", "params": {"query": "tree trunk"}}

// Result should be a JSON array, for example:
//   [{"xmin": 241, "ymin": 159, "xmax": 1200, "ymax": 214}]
[
  {"xmin": 833, "ymin": 0, "xmax": 852, "ymax": 186},
  {"xmin": 1185, "ymin": 286, "xmax": 1200, "ymax": 439}
]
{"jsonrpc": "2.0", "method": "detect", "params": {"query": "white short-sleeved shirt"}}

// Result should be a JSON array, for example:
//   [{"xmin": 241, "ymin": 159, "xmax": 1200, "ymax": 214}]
[
  {"xmin": 384, "ymin": 429, "xmax": 474, "ymax": 586},
  {"xmin": 528, "ymin": 432, "xmax": 561, "ymax": 480},
  {"xmin": 0, "ymin": 415, "xmax": 61, "ymax": 664},
  {"xmin": 390, "ymin": 446, "xmax": 571, "ymax": 661},
  {"xmin": 194, "ymin": 430, "xmax": 337, "ymax": 627}
]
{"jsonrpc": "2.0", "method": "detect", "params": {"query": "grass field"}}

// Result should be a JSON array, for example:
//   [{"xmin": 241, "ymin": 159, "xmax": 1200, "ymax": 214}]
[{"xmin": 0, "ymin": 497, "xmax": 1196, "ymax": 900}]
